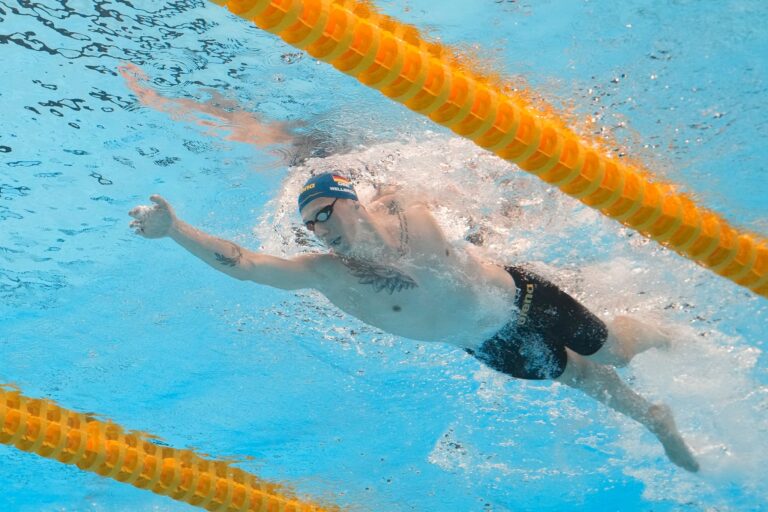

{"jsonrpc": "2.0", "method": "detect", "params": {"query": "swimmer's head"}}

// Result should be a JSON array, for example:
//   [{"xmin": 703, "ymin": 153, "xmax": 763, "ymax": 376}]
[
  {"xmin": 298, "ymin": 172, "xmax": 361, "ymax": 252},
  {"xmin": 297, "ymin": 172, "xmax": 358, "ymax": 213}
]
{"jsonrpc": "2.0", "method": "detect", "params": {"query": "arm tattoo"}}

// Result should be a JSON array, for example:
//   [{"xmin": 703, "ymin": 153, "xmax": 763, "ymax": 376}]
[
  {"xmin": 214, "ymin": 241, "xmax": 243, "ymax": 267},
  {"xmin": 342, "ymin": 258, "xmax": 417, "ymax": 294}
]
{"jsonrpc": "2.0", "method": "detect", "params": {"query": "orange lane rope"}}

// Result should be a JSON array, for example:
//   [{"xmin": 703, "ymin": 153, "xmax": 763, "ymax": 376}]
[
  {"xmin": 0, "ymin": 386, "xmax": 339, "ymax": 512},
  {"xmin": 209, "ymin": 0, "xmax": 768, "ymax": 297}
]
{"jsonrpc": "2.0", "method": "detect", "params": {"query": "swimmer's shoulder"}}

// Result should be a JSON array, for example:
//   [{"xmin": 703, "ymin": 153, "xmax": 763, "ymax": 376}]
[
  {"xmin": 296, "ymin": 252, "xmax": 347, "ymax": 281},
  {"xmin": 370, "ymin": 189, "xmax": 430, "ymax": 215}
]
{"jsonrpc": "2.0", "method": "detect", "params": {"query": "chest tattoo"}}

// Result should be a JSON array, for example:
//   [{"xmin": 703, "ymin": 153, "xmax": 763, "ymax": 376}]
[{"xmin": 342, "ymin": 258, "xmax": 418, "ymax": 294}]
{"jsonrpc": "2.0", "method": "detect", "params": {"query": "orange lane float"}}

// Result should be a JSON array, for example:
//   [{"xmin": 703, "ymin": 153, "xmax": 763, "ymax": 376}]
[
  {"xmin": 209, "ymin": 0, "xmax": 767, "ymax": 297},
  {"xmin": 0, "ymin": 386, "xmax": 339, "ymax": 512}
]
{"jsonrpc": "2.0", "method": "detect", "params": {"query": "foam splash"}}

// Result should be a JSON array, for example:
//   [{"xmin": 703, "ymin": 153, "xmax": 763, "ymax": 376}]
[
  {"xmin": 254, "ymin": 134, "xmax": 587, "ymax": 262},
  {"xmin": 619, "ymin": 327, "xmax": 768, "ymax": 506}
]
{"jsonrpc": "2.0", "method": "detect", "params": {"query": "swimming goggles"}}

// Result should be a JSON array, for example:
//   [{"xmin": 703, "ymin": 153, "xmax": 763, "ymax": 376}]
[{"xmin": 304, "ymin": 198, "xmax": 338, "ymax": 231}]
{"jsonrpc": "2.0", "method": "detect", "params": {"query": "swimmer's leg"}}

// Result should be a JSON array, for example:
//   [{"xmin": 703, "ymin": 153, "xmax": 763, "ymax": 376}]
[
  {"xmin": 588, "ymin": 315, "xmax": 673, "ymax": 367},
  {"xmin": 556, "ymin": 349, "xmax": 699, "ymax": 472}
]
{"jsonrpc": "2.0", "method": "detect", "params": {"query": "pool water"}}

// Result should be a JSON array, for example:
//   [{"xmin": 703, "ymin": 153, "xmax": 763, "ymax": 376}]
[{"xmin": 1, "ymin": 0, "xmax": 767, "ymax": 510}]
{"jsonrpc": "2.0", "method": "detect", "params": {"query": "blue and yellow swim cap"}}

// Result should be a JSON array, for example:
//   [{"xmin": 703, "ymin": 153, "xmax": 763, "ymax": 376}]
[{"xmin": 297, "ymin": 172, "xmax": 358, "ymax": 212}]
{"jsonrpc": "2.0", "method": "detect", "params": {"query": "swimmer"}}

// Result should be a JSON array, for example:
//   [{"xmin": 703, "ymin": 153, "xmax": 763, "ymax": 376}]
[
  {"xmin": 129, "ymin": 174, "xmax": 699, "ymax": 473},
  {"xmin": 121, "ymin": 63, "xmax": 697, "ymax": 471}
]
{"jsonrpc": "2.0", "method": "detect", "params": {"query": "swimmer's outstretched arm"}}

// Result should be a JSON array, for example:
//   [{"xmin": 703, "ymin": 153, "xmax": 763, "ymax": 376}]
[
  {"xmin": 129, "ymin": 195, "xmax": 321, "ymax": 290},
  {"xmin": 119, "ymin": 63, "xmax": 296, "ymax": 150}
]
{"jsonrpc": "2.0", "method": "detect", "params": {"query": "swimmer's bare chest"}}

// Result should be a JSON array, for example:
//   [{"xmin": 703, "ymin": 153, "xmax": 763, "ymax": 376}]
[
  {"xmin": 315, "ymin": 234, "xmax": 515, "ymax": 345},
  {"xmin": 305, "ymin": 197, "xmax": 517, "ymax": 345},
  {"xmin": 319, "ymin": 255, "xmax": 482, "ymax": 343}
]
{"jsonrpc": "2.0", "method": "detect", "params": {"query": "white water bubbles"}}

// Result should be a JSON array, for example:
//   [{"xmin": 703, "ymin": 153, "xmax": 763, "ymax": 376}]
[
  {"xmin": 253, "ymin": 132, "xmax": 599, "ymax": 266},
  {"xmin": 615, "ymin": 324, "xmax": 768, "ymax": 507}
]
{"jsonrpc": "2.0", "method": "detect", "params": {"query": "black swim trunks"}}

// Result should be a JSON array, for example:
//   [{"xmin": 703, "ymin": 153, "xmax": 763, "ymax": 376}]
[{"xmin": 466, "ymin": 266, "xmax": 608, "ymax": 380}]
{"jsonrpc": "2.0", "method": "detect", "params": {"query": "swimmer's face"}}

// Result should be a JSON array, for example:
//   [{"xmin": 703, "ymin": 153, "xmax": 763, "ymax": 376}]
[{"xmin": 301, "ymin": 197, "xmax": 358, "ymax": 253}]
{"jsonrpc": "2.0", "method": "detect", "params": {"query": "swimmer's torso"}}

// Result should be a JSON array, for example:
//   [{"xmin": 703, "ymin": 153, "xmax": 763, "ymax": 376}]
[{"xmin": 310, "ymin": 199, "xmax": 518, "ymax": 348}]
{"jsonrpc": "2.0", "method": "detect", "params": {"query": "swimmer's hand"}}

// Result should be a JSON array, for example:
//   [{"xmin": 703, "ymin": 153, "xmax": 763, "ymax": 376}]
[{"xmin": 129, "ymin": 195, "xmax": 176, "ymax": 239}]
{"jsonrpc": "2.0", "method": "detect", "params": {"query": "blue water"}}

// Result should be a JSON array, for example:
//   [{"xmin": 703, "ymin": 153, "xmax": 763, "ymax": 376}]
[{"xmin": 1, "ymin": 0, "xmax": 767, "ymax": 510}]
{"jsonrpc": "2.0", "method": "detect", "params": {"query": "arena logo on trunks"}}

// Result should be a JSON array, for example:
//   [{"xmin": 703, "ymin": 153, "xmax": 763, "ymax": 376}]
[{"xmin": 517, "ymin": 283, "xmax": 535, "ymax": 326}]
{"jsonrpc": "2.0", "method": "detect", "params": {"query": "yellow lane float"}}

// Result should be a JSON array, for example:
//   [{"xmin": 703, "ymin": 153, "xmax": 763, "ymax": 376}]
[
  {"xmin": 211, "ymin": 0, "xmax": 768, "ymax": 297},
  {"xmin": 0, "ymin": 386, "xmax": 338, "ymax": 512}
]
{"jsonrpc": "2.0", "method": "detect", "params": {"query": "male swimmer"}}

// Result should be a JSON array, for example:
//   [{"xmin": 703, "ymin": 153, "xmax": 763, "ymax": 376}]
[{"xmin": 129, "ymin": 172, "xmax": 699, "ymax": 472}]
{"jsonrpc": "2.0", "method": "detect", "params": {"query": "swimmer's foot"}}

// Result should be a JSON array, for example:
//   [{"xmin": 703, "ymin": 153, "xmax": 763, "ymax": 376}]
[{"xmin": 647, "ymin": 404, "xmax": 699, "ymax": 472}]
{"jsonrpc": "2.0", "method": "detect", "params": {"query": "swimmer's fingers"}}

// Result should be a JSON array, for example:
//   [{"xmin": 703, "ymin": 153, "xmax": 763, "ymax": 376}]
[
  {"xmin": 128, "ymin": 205, "xmax": 150, "ymax": 219},
  {"xmin": 129, "ymin": 219, "xmax": 145, "ymax": 237},
  {"xmin": 150, "ymin": 194, "xmax": 171, "ymax": 211},
  {"xmin": 117, "ymin": 62, "xmax": 147, "ymax": 80}
]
